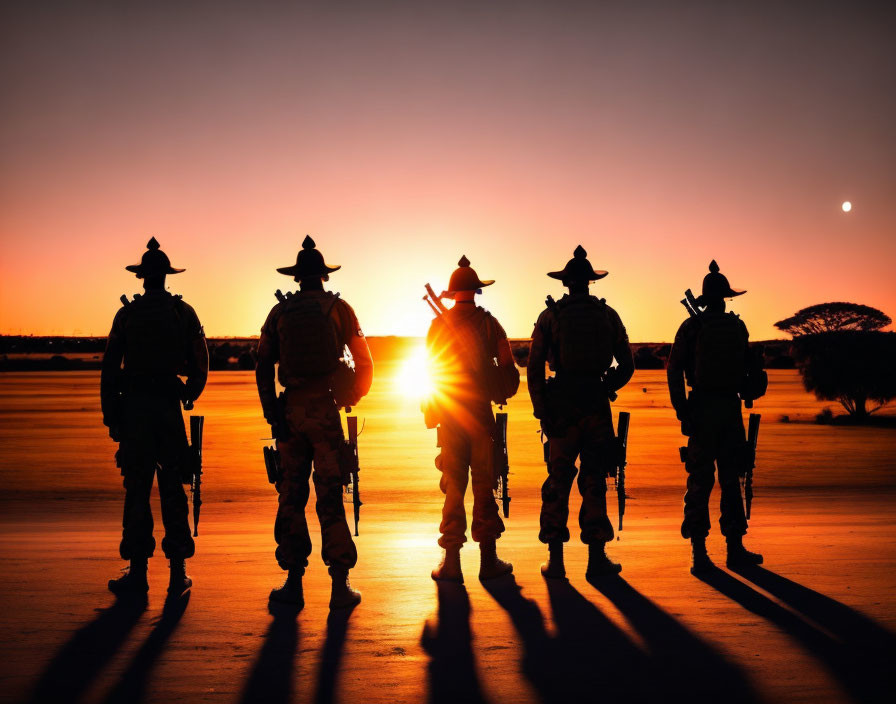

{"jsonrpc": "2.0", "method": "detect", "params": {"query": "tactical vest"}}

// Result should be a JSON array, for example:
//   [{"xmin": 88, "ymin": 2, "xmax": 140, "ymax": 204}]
[
  {"xmin": 276, "ymin": 292, "xmax": 342, "ymax": 379},
  {"xmin": 553, "ymin": 296, "xmax": 614, "ymax": 376},
  {"xmin": 693, "ymin": 313, "xmax": 747, "ymax": 392},
  {"xmin": 440, "ymin": 307, "xmax": 514, "ymax": 405},
  {"xmin": 122, "ymin": 292, "xmax": 190, "ymax": 376}
]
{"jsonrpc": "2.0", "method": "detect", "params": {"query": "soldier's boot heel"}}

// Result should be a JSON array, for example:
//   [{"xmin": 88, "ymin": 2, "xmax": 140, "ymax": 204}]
[
  {"xmin": 329, "ymin": 569, "xmax": 362, "ymax": 610},
  {"xmin": 540, "ymin": 542, "xmax": 566, "ymax": 579},
  {"xmin": 108, "ymin": 558, "xmax": 149, "ymax": 595},
  {"xmin": 269, "ymin": 569, "xmax": 305, "ymax": 608},
  {"xmin": 585, "ymin": 542, "xmax": 622, "ymax": 580},
  {"xmin": 690, "ymin": 538, "xmax": 715, "ymax": 575},
  {"xmin": 432, "ymin": 546, "xmax": 464, "ymax": 583},
  {"xmin": 167, "ymin": 559, "xmax": 192, "ymax": 595},
  {"xmin": 726, "ymin": 535, "xmax": 763, "ymax": 567},
  {"xmin": 478, "ymin": 539, "xmax": 513, "ymax": 581}
]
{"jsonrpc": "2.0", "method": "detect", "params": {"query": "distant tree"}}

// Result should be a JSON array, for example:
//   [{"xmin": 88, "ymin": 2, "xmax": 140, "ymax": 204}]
[
  {"xmin": 789, "ymin": 331, "xmax": 896, "ymax": 418},
  {"xmin": 775, "ymin": 302, "xmax": 890, "ymax": 336}
]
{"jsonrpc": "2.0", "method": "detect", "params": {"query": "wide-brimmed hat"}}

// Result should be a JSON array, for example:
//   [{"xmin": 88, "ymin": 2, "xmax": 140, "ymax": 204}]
[
  {"xmin": 277, "ymin": 235, "xmax": 341, "ymax": 278},
  {"xmin": 697, "ymin": 260, "xmax": 746, "ymax": 303},
  {"xmin": 547, "ymin": 245, "xmax": 607, "ymax": 282},
  {"xmin": 125, "ymin": 237, "xmax": 185, "ymax": 277},
  {"xmin": 445, "ymin": 255, "xmax": 494, "ymax": 296}
]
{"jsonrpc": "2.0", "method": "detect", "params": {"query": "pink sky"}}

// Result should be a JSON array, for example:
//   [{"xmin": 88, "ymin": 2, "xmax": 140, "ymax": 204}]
[{"xmin": 1, "ymin": 2, "xmax": 894, "ymax": 340}]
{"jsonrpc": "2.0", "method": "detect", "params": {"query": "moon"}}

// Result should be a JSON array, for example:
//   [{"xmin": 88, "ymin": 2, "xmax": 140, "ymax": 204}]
[{"xmin": 841, "ymin": 201, "xmax": 852, "ymax": 213}]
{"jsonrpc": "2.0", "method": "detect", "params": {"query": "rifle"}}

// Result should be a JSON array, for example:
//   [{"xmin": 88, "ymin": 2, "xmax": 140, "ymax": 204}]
[
  {"xmin": 744, "ymin": 413, "xmax": 760, "ymax": 520},
  {"xmin": 343, "ymin": 415, "xmax": 363, "ymax": 536},
  {"xmin": 615, "ymin": 411, "xmax": 630, "ymax": 532},
  {"xmin": 187, "ymin": 415, "xmax": 204, "ymax": 537},
  {"xmin": 681, "ymin": 288, "xmax": 702, "ymax": 319},
  {"xmin": 494, "ymin": 412, "xmax": 511, "ymax": 518}
]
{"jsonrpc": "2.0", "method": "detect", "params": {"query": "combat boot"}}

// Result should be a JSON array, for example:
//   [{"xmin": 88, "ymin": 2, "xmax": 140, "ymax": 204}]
[
  {"xmin": 431, "ymin": 545, "xmax": 464, "ymax": 583},
  {"xmin": 540, "ymin": 542, "xmax": 566, "ymax": 579},
  {"xmin": 269, "ymin": 569, "xmax": 304, "ymax": 608},
  {"xmin": 726, "ymin": 535, "xmax": 763, "ymax": 567},
  {"xmin": 690, "ymin": 537, "xmax": 714, "ymax": 574},
  {"xmin": 167, "ymin": 559, "xmax": 192, "ymax": 595},
  {"xmin": 585, "ymin": 542, "xmax": 622, "ymax": 579},
  {"xmin": 108, "ymin": 557, "xmax": 149, "ymax": 595},
  {"xmin": 329, "ymin": 568, "xmax": 362, "ymax": 609},
  {"xmin": 478, "ymin": 539, "xmax": 513, "ymax": 581}
]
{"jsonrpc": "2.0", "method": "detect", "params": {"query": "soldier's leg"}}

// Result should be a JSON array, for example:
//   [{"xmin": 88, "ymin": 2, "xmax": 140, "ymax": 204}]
[
  {"xmin": 577, "ymin": 415, "xmax": 616, "ymax": 545},
  {"xmin": 538, "ymin": 424, "xmax": 582, "ymax": 544},
  {"xmin": 309, "ymin": 431, "xmax": 357, "ymax": 571},
  {"xmin": 437, "ymin": 425, "xmax": 472, "ymax": 549},
  {"xmin": 470, "ymin": 427, "xmax": 511, "ymax": 579},
  {"xmin": 157, "ymin": 464, "xmax": 195, "ymax": 560},
  {"xmin": 469, "ymin": 428, "xmax": 504, "ymax": 544},
  {"xmin": 681, "ymin": 439, "xmax": 716, "ymax": 541},
  {"xmin": 119, "ymin": 455, "xmax": 157, "ymax": 561},
  {"xmin": 718, "ymin": 418, "xmax": 762, "ymax": 566},
  {"xmin": 274, "ymin": 429, "xmax": 314, "ymax": 573}
]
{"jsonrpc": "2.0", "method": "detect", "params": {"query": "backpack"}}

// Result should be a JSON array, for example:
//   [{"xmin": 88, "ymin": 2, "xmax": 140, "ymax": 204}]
[
  {"xmin": 693, "ymin": 313, "xmax": 747, "ymax": 392},
  {"xmin": 277, "ymin": 293, "xmax": 342, "ymax": 378},
  {"xmin": 554, "ymin": 296, "xmax": 614, "ymax": 376},
  {"xmin": 123, "ymin": 293, "xmax": 189, "ymax": 375}
]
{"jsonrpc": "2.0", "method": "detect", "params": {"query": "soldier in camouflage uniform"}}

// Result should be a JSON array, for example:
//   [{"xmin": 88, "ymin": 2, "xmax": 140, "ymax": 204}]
[
  {"xmin": 425, "ymin": 256, "xmax": 520, "ymax": 584},
  {"xmin": 101, "ymin": 238, "xmax": 209, "ymax": 597},
  {"xmin": 528, "ymin": 246, "xmax": 634, "ymax": 580},
  {"xmin": 667, "ymin": 260, "xmax": 765, "ymax": 574},
  {"xmin": 256, "ymin": 236, "xmax": 373, "ymax": 609}
]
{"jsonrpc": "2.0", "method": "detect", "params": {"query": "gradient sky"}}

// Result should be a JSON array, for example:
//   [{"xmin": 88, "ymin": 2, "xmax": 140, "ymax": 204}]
[{"xmin": 1, "ymin": 1, "xmax": 894, "ymax": 340}]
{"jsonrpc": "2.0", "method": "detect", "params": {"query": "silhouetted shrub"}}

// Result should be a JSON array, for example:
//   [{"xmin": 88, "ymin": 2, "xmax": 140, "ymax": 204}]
[
  {"xmin": 791, "ymin": 331, "xmax": 896, "ymax": 418},
  {"xmin": 634, "ymin": 346, "xmax": 664, "ymax": 369}
]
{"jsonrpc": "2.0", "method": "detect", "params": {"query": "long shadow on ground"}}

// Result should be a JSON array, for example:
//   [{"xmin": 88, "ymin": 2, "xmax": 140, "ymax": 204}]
[
  {"xmin": 103, "ymin": 591, "xmax": 191, "ymax": 704},
  {"xmin": 239, "ymin": 601, "xmax": 301, "ymax": 704},
  {"xmin": 591, "ymin": 575, "xmax": 759, "ymax": 704},
  {"xmin": 483, "ymin": 574, "xmax": 655, "ymax": 703},
  {"xmin": 314, "ymin": 604, "xmax": 357, "ymax": 704},
  {"xmin": 699, "ymin": 566, "xmax": 894, "ymax": 704},
  {"xmin": 421, "ymin": 582, "xmax": 488, "ymax": 704},
  {"xmin": 26, "ymin": 594, "xmax": 147, "ymax": 704},
  {"xmin": 729, "ymin": 564, "xmax": 896, "ymax": 703}
]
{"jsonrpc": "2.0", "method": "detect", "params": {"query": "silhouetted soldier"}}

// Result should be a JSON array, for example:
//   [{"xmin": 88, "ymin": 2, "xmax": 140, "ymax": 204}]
[
  {"xmin": 667, "ymin": 261, "xmax": 765, "ymax": 574},
  {"xmin": 101, "ymin": 238, "xmax": 209, "ymax": 596},
  {"xmin": 425, "ymin": 256, "xmax": 520, "ymax": 583},
  {"xmin": 528, "ymin": 246, "xmax": 634, "ymax": 579},
  {"xmin": 256, "ymin": 236, "xmax": 373, "ymax": 609}
]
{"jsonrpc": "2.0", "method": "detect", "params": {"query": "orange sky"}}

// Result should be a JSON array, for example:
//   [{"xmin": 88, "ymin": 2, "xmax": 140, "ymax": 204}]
[{"xmin": 1, "ymin": 2, "xmax": 894, "ymax": 341}]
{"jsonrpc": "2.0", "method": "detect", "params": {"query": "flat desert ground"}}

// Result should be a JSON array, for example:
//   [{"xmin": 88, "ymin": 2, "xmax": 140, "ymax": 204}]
[{"xmin": 1, "ymin": 346, "xmax": 895, "ymax": 703}]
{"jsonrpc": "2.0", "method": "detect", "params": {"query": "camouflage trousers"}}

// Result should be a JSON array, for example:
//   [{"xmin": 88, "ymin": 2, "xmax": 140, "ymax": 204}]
[
  {"xmin": 539, "ymin": 413, "xmax": 615, "ymax": 545},
  {"xmin": 274, "ymin": 391, "xmax": 356, "ymax": 572},
  {"xmin": 436, "ymin": 420, "xmax": 505, "ymax": 548},
  {"xmin": 118, "ymin": 395, "xmax": 194, "ymax": 561},
  {"xmin": 681, "ymin": 394, "xmax": 748, "ymax": 540}
]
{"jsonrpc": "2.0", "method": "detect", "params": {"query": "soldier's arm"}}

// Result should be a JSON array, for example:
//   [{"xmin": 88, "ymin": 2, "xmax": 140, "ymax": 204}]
[
  {"xmin": 255, "ymin": 309, "xmax": 280, "ymax": 425},
  {"xmin": 181, "ymin": 303, "xmax": 209, "ymax": 403},
  {"xmin": 666, "ymin": 320, "xmax": 690, "ymax": 418},
  {"xmin": 493, "ymin": 317, "xmax": 520, "ymax": 399},
  {"xmin": 100, "ymin": 308, "xmax": 126, "ymax": 428},
  {"xmin": 526, "ymin": 311, "xmax": 550, "ymax": 418},
  {"xmin": 339, "ymin": 301, "xmax": 374, "ymax": 402},
  {"xmin": 606, "ymin": 307, "xmax": 635, "ymax": 393}
]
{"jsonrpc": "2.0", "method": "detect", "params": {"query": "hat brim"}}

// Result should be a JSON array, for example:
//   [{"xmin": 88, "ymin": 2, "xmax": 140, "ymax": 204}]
[
  {"xmin": 125, "ymin": 264, "xmax": 185, "ymax": 276},
  {"xmin": 276, "ymin": 264, "xmax": 341, "ymax": 276},
  {"xmin": 547, "ymin": 270, "xmax": 608, "ymax": 281},
  {"xmin": 445, "ymin": 279, "xmax": 494, "ymax": 295}
]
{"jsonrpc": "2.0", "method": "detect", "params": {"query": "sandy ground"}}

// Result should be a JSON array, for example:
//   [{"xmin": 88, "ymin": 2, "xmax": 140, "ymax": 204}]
[{"xmin": 1, "ymin": 361, "xmax": 895, "ymax": 704}]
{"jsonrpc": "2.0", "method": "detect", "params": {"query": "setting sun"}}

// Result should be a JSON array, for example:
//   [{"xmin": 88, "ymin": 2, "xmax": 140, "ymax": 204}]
[{"xmin": 394, "ymin": 346, "xmax": 434, "ymax": 399}]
